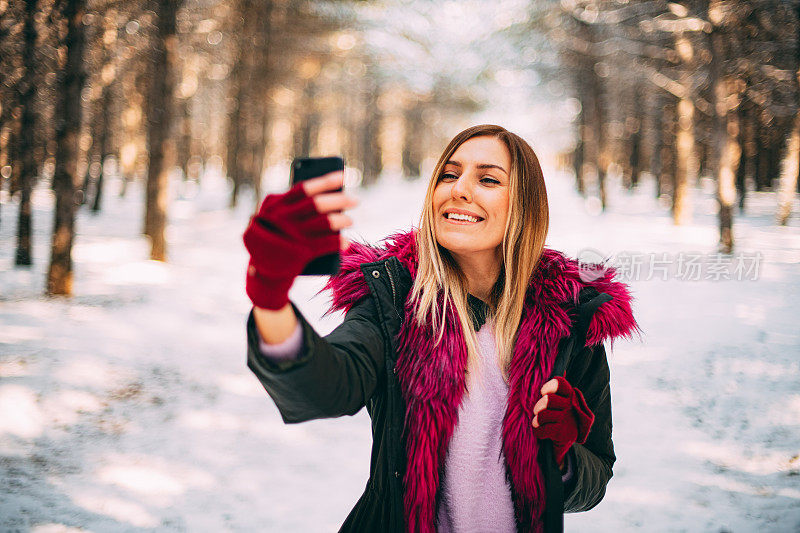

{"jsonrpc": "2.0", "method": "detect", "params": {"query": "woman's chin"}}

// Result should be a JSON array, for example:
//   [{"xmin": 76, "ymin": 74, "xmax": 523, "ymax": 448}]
[
  {"xmin": 436, "ymin": 222, "xmax": 479, "ymax": 237},
  {"xmin": 436, "ymin": 236, "xmax": 482, "ymax": 254}
]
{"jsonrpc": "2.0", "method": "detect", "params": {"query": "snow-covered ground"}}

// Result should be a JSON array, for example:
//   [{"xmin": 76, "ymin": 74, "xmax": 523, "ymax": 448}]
[{"xmin": 1, "ymin": 161, "xmax": 799, "ymax": 532}]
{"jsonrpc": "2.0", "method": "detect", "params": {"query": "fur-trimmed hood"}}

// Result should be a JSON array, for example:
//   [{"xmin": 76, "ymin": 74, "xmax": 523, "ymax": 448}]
[{"xmin": 318, "ymin": 228, "xmax": 642, "ymax": 533}]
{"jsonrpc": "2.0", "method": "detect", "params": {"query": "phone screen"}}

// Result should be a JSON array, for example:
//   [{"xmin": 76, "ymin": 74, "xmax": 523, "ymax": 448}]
[{"xmin": 290, "ymin": 156, "xmax": 345, "ymax": 191}]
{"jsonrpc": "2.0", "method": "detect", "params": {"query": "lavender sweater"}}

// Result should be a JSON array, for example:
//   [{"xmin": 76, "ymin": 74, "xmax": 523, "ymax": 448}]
[{"xmin": 256, "ymin": 311, "xmax": 574, "ymax": 531}]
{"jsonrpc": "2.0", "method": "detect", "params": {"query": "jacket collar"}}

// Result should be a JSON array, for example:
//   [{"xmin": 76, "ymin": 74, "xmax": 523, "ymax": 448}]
[{"xmin": 320, "ymin": 228, "xmax": 641, "ymax": 533}]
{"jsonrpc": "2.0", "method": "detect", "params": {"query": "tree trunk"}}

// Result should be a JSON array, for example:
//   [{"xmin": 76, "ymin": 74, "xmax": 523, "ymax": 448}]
[
  {"xmin": 92, "ymin": 10, "xmax": 118, "ymax": 213},
  {"xmin": 144, "ymin": 0, "xmax": 179, "ymax": 262},
  {"xmin": 359, "ymin": 73, "xmax": 382, "ymax": 187},
  {"xmin": 661, "ymin": 99, "xmax": 678, "ymax": 201},
  {"xmin": 295, "ymin": 81, "xmax": 320, "ymax": 158},
  {"xmin": 573, "ymin": 77, "xmax": 587, "ymax": 196},
  {"xmin": 582, "ymin": 59, "xmax": 605, "ymax": 206},
  {"xmin": 16, "ymin": 0, "xmax": 38, "ymax": 267},
  {"xmin": 674, "ymin": 95, "xmax": 695, "ymax": 225},
  {"xmin": 81, "ymin": 91, "xmax": 103, "ymax": 207},
  {"xmin": 716, "ymin": 104, "xmax": 739, "ymax": 254},
  {"xmin": 248, "ymin": 1, "xmax": 272, "ymax": 209},
  {"xmin": 649, "ymin": 92, "xmax": 666, "ymax": 199},
  {"xmin": 572, "ymin": 129, "xmax": 585, "ymax": 195},
  {"xmin": 673, "ymin": 33, "xmax": 697, "ymax": 225},
  {"xmin": 402, "ymin": 102, "xmax": 424, "ymax": 180},
  {"xmin": 0, "ymin": 97, "xmax": 10, "ymax": 230},
  {"xmin": 226, "ymin": 13, "xmax": 253, "ymax": 210},
  {"xmin": 91, "ymin": 80, "xmax": 112, "ymax": 213},
  {"xmin": 754, "ymin": 120, "xmax": 770, "ymax": 192},
  {"xmin": 47, "ymin": 0, "xmax": 87, "ymax": 296},
  {"xmin": 226, "ymin": 52, "xmax": 243, "ymax": 208},
  {"xmin": 8, "ymin": 120, "xmax": 21, "ymax": 198},
  {"xmin": 595, "ymin": 89, "xmax": 608, "ymax": 211},
  {"xmin": 767, "ymin": 145, "xmax": 781, "ymax": 190},
  {"xmin": 225, "ymin": 0, "xmax": 273, "ymax": 210},
  {"xmin": 709, "ymin": 29, "xmax": 738, "ymax": 253},
  {"xmin": 251, "ymin": 110, "xmax": 269, "ymax": 209},
  {"xmin": 651, "ymin": 116, "xmax": 663, "ymax": 198},
  {"xmin": 628, "ymin": 125, "xmax": 641, "ymax": 190},
  {"xmin": 735, "ymin": 103, "xmax": 750, "ymax": 212},
  {"xmin": 177, "ymin": 96, "xmax": 191, "ymax": 184},
  {"xmin": 777, "ymin": 113, "xmax": 800, "ymax": 225}
]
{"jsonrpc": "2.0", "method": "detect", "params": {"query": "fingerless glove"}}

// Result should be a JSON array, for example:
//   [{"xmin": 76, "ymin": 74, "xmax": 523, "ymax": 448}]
[
  {"xmin": 532, "ymin": 375, "xmax": 595, "ymax": 465},
  {"xmin": 242, "ymin": 182, "xmax": 340, "ymax": 310}
]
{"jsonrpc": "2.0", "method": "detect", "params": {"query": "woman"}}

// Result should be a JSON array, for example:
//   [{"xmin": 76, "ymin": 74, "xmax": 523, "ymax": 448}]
[{"xmin": 242, "ymin": 124, "xmax": 641, "ymax": 533}]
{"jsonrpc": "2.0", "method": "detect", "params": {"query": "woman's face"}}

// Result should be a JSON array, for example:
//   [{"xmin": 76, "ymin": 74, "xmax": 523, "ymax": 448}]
[{"xmin": 432, "ymin": 135, "xmax": 511, "ymax": 265}]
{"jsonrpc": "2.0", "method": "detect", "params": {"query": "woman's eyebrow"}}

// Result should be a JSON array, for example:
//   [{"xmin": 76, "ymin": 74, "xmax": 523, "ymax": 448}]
[{"xmin": 445, "ymin": 160, "xmax": 508, "ymax": 175}]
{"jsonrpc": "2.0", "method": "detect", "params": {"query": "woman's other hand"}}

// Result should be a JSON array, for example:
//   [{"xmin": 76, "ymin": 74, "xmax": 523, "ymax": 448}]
[
  {"xmin": 242, "ymin": 170, "xmax": 358, "ymax": 310},
  {"xmin": 531, "ymin": 375, "xmax": 595, "ymax": 466}
]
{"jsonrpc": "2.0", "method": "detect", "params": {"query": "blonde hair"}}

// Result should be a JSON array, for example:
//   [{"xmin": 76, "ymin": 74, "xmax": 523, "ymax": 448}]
[{"xmin": 409, "ymin": 124, "xmax": 550, "ymax": 381}]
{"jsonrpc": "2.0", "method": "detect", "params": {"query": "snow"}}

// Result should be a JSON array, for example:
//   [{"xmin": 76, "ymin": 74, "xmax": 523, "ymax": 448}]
[{"xmin": 1, "ymin": 160, "xmax": 799, "ymax": 532}]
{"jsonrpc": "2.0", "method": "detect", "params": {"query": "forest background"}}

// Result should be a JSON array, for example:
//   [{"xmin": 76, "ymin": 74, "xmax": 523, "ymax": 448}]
[{"xmin": 1, "ymin": 0, "xmax": 799, "ymax": 531}]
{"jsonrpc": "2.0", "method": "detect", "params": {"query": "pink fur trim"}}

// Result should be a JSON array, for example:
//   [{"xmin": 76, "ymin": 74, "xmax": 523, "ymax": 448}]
[{"xmin": 316, "ymin": 229, "xmax": 419, "ymax": 318}]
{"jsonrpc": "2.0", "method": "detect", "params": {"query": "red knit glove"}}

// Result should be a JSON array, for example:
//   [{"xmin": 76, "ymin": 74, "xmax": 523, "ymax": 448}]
[
  {"xmin": 532, "ymin": 375, "xmax": 595, "ymax": 465},
  {"xmin": 242, "ymin": 181, "xmax": 340, "ymax": 310}
]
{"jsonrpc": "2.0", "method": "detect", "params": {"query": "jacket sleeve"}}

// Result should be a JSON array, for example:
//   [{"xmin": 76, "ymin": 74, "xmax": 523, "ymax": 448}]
[
  {"xmin": 246, "ymin": 294, "xmax": 387, "ymax": 424},
  {"xmin": 562, "ymin": 342, "xmax": 616, "ymax": 513},
  {"xmin": 257, "ymin": 320, "xmax": 304, "ymax": 360}
]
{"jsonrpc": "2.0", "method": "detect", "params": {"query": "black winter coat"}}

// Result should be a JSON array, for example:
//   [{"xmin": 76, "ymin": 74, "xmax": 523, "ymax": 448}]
[{"xmin": 246, "ymin": 252, "xmax": 627, "ymax": 533}]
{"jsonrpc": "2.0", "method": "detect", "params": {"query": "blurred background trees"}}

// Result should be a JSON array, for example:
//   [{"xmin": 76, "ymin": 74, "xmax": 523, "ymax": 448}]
[
  {"xmin": 527, "ymin": 0, "xmax": 800, "ymax": 252},
  {"xmin": 1, "ymin": 0, "xmax": 798, "ymax": 296}
]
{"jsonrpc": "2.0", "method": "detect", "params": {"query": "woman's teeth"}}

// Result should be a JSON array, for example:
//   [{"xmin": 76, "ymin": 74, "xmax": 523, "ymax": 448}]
[{"xmin": 446, "ymin": 213, "xmax": 481, "ymax": 223}]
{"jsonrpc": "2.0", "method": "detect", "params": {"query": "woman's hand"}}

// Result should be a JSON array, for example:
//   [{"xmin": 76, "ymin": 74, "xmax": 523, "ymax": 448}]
[
  {"xmin": 531, "ymin": 375, "xmax": 595, "ymax": 466},
  {"xmin": 242, "ymin": 170, "xmax": 358, "ymax": 310}
]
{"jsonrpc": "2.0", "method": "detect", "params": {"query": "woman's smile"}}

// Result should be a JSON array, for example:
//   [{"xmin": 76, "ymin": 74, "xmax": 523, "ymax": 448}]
[
  {"xmin": 443, "ymin": 213, "xmax": 485, "ymax": 225},
  {"xmin": 444, "ymin": 216, "xmax": 482, "ymax": 225}
]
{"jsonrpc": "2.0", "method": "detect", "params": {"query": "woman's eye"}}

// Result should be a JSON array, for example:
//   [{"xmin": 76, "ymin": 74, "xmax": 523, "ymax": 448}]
[{"xmin": 438, "ymin": 173, "xmax": 499, "ymax": 184}]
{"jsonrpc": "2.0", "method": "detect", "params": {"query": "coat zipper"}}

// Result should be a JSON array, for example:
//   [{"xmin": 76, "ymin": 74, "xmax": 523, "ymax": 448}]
[
  {"xmin": 384, "ymin": 261, "xmax": 397, "ymax": 313},
  {"xmin": 382, "ymin": 259, "xmax": 405, "ymax": 522}
]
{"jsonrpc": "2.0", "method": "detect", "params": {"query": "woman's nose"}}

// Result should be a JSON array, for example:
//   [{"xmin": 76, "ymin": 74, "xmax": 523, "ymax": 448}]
[{"xmin": 451, "ymin": 174, "xmax": 472, "ymax": 202}]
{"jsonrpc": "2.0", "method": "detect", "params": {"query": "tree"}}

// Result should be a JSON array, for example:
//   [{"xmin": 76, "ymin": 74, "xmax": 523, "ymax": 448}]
[
  {"xmin": 15, "ymin": 0, "xmax": 39, "ymax": 266},
  {"xmin": 47, "ymin": 0, "xmax": 88, "ymax": 296},
  {"xmin": 144, "ymin": 0, "xmax": 181, "ymax": 261}
]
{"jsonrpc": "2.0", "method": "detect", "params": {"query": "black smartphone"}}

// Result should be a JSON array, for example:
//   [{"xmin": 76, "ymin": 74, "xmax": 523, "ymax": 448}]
[{"xmin": 290, "ymin": 156, "xmax": 345, "ymax": 276}]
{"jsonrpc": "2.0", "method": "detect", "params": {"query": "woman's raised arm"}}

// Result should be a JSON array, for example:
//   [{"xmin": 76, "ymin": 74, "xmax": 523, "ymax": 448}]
[
  {"xmin": 254, "ymin": 302, "xmax": 299, "ymax": 345},
  {"xmin": 246, "ymin": 294, "xmax": 387, "ymax": 424}
]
